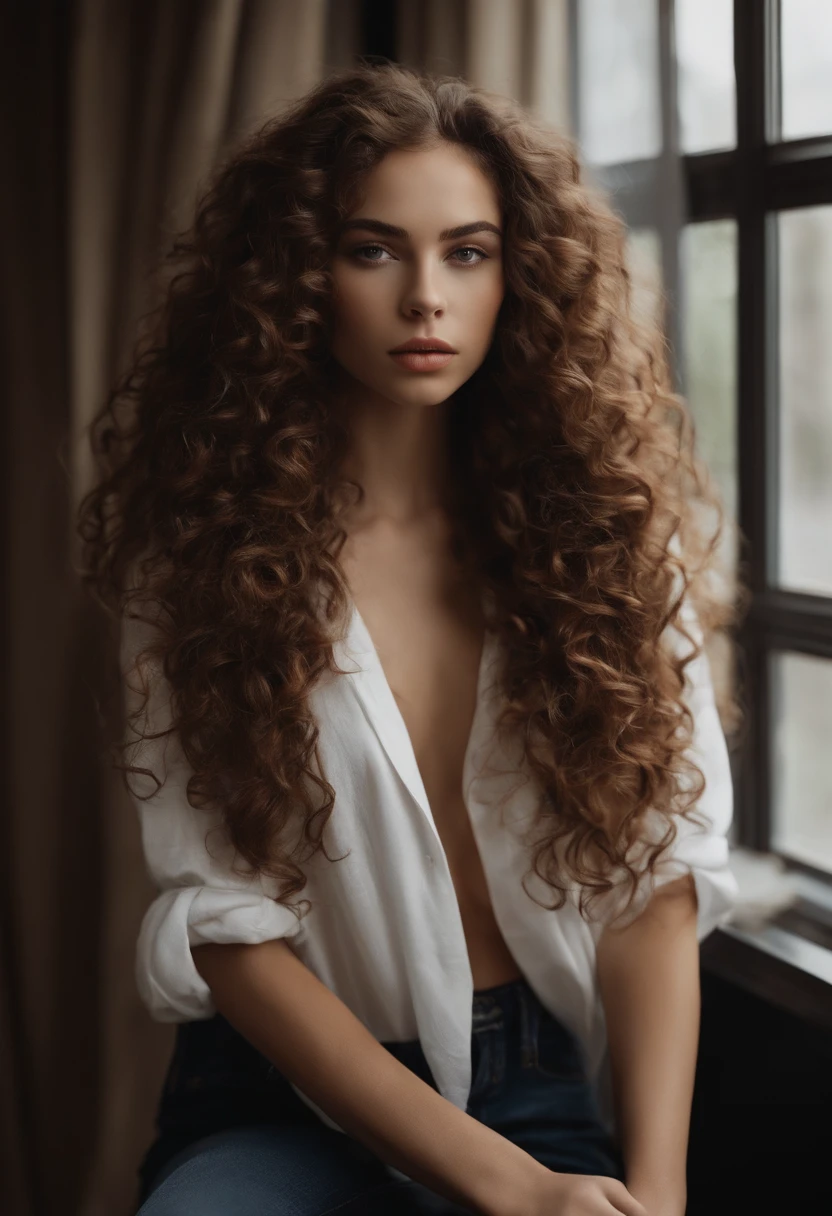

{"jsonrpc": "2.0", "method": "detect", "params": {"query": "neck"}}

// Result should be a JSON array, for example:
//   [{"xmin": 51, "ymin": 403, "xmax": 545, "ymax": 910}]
[{"xmin": 333, "ymin": 381, "xmax": 454, "ymax": 530}]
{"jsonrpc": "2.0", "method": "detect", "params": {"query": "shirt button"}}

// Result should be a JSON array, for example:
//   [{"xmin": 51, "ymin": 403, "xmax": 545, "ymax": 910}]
[{"xmin": 426, "ymin": 854, "xmax": 434, "ymax": 865}]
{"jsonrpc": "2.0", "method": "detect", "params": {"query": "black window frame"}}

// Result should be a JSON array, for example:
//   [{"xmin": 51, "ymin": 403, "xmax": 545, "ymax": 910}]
[
  {"xmin": 571, "ymin": 0, "xmax": 832, "ymax": 922},
  {"xmin": 730, "ymin": 0, "xmax": 832, "ymax": 889}
]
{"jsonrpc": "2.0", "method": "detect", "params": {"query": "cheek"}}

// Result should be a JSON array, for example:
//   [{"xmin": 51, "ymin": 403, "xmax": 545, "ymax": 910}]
[
  {"xmin": 466, "ymin": 280, "xmax": 504, "ymax": 338},
  {"xmin": 331, "ymin": 276, "xmax": 382, "ymax": 336}
]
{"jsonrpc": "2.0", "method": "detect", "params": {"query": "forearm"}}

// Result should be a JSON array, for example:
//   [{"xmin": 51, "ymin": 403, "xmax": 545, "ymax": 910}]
[
  {"xmin": 192, "ymin": 938, "xmax": 545, "ymax": 1216},
  {"xmin": 596, "ymin": 874, "xmax": 700, "ymax": 1215}
]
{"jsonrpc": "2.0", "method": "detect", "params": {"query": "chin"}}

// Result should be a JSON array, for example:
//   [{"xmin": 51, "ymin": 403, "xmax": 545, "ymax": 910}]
[
  {"xmin": 388, "ymin": 385, "xmax": 459, "ymax": 409},
  {"xmin": 387, "ymin": 371, "xmax": 469, "ymax": 401}
]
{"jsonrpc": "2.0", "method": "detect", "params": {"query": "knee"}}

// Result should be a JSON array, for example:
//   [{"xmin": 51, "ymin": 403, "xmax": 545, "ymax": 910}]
[{"xmin": 134, "ymin": 1124, "xmax": 386, "ymax": 1216}]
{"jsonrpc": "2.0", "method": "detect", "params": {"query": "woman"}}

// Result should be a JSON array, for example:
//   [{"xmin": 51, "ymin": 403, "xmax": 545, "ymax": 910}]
[{"xmin": 77, "ymin": 62, "xmax": 742, "ymax": 1216}]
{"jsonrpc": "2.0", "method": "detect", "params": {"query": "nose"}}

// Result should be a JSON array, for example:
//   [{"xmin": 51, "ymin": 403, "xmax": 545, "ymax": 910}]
[{"xmin": 401, "ymin": 258, "xmax": 446, "ymax": 319}]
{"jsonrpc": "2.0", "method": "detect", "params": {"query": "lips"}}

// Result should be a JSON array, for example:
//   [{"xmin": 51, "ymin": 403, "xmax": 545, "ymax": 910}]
[
  {"xmin": 389, "ymin": 348, "xmax": 456, "ymax": 371},
  {"xmin": 389, "ymin": 338, "xmax": 456, "ymax": 353}
]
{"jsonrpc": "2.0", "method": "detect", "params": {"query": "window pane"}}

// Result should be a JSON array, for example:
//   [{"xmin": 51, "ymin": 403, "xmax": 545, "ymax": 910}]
[
  {"xmin": 778, "ymin": 207, "xmax": 832, "ymax": 595},
  {"xmin": 771, "ymin": 651, "xmax": 832, "ymax": 875},
  {"xmin": 680, "ymin": 221, "xmax": 738, "ymax": 576},
  {"xmin": 781, "ymin": 0, "xmax": 832, "ymax": 140},
  {"xmin": 626, "ymin": 227, "xmax": 663, "ymax": 329},
  {"xmin": 675, "ymin": 0, "xmax": 736, "ymax": 153},
  {"xmin": 577, "ymin": 0, "xmax": 661, "ymax": 165}
]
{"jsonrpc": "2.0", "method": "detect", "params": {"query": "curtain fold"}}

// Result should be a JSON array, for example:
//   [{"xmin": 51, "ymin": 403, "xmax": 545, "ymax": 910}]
[
  {"xmin": 396, "ymin": 0, "xmax": 571, "ymax": 132},
  {"xmin": 3, "ymin": 5, "xmax": 569, "ymax": 1211},
  {"xmin": 4, "ymin": 3, "xmax": 355, "ymax": 1213},
  {"xmin": 1, "ymin": 5, "xmax": 80, "ymax": 1213},
  {"xmin": 71, "ymin": 10, "xmax": 344, "ymax": 1210}
]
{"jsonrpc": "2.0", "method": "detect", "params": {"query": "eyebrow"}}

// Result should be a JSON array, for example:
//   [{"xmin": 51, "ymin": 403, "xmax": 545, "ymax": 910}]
[{"xmin": 339, "ymin": 218, "xmax": 503, "ymax": 242}]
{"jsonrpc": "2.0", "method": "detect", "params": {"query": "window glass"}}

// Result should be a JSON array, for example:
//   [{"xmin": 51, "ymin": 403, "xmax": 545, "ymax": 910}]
[
  {"xmin": 778, "ymin": 206, "xmax": 832, "ymax": 595},
  {"xmin": 680, "ymin": 220, "xmax": 738, "ymax": 577},
  {"xmin": 771, "ymin": 651, "xmax": 832, "ymax": 875},
  {"xmin": 781, "ymin": 0, "xmax": 832, "ymax": 140},
  {"xmin": 577, "ymin": 0, "xmax": 661, "ymax": 164},
  {"xmin": 675, "ymin": 0, "xmax": 736, "ymax": 153},
  {"xmin": 626, "ymin": 227, "xmax": 663, "ymax": 329}
]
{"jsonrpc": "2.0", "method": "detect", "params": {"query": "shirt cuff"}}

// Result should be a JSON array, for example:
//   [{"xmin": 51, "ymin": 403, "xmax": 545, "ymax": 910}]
[{"xmin": 136, "ymin": 885, "xmax": 302, "ymax": 1021}]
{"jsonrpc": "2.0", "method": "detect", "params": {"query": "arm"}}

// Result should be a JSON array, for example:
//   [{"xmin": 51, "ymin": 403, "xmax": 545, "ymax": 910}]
[
  {"xmin": 121, "ymin": 599, "xmax": 552, "ymax": 1216},
  {"xmin": 595, "ymin": 873, "xmax": 700, "ymax": 1216},
  {"xmin": 593, "ymin": 582, "xmax": 738, "ymax": 1214},
  {"xmin": 192, "ymin": 937, "xmax": 549, "ymax": 1216}
]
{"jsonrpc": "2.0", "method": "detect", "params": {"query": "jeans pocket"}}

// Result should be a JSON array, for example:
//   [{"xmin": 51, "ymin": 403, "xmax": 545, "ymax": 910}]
[{"xmin": 530, "ymin": 1006, "xmax": 588, "ymax": 1083}]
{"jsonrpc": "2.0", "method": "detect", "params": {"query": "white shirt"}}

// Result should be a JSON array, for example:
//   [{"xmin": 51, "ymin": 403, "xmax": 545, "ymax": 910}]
[{"xmin": 122, "ymin": 588, "xmax": 738, "ymax": 1137}]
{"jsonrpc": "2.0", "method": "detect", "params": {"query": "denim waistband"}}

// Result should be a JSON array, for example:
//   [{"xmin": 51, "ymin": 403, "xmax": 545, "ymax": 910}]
[
  {"xmin": 470, "ymin": 975, "xmax": 540, "ymax": 1036},
  {"xmin": 473, "ymin": 976, "xmax": 531, "ymax": 1001},
  {"xmin": 472, "ymin": 975, "xmax": 535, "ymax": 1008}
]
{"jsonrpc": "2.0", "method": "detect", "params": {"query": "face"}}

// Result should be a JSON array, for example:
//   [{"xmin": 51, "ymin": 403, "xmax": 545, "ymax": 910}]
[{"xmin": 329, "ymin": 142, "xmax": 505, "ymax": 410}]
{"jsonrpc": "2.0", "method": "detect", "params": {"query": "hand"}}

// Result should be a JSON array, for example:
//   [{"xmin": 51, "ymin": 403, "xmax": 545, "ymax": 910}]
[{"xmin": 517, "ymin": 1167, "xmax": 651, "ymax": 1216}]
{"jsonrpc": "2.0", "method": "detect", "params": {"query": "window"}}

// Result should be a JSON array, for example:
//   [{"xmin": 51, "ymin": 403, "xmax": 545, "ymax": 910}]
[
  {"xmin": 771, "ymin": 651, "xmax": 832, "ymax": 872},
  {"xmin": 680, "ymin": 218, "xmax": 738, "ymax": 569},
  {"xmin": 625, "ymin": 226, "xmax": 664, "ymax": 328},
  {"xmin": 577, "ymin": 0, "xmax": 662, "ymax": 164},
  {"xmin": 676, "ymin": 0, "xmax": 736, "ymax": 153},
  {"xmin": 780, "ymin": 0, "xmax": 832, "ymax": 140},
  {"xmin": 778, "ymin": 205, "xmax": 832, "ymax": 595},
  {"xmin": 571, "ymin": 1, "xmax": 832, "ymax": 910}
]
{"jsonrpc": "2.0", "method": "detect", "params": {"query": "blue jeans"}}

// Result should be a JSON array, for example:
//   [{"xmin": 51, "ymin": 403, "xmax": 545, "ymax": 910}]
[{"xmin": 135, "ymin": 976, "xmax": 624, "ymax": 1215}]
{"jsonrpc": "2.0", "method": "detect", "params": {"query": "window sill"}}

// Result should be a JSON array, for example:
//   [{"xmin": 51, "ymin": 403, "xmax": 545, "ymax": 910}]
[
  {"xmin": 700, "ymin": 847, "xmax": 832, "ymax": 1031},
  {"xmin": 701, "ymin": 915, "xmax": 832, "ymax": 1034}
]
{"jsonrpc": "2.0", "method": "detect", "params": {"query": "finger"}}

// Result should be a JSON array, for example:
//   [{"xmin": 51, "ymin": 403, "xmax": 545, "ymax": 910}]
[{"xmin": 596, "ymin": 1178, "xmax": 649, "ymax": 1216}]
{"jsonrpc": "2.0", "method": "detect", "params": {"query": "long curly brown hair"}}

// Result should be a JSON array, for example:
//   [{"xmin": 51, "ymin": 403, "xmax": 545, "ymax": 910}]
[{"xmin": 77, "ymin": 62, "xmax": 747, "ymax": 929}]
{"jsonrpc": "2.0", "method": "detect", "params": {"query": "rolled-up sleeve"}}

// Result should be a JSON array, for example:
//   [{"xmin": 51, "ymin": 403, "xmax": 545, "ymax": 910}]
[
  {"xmin": 588, "ymin": 592, "xmax": 740, "ymax": 940},
  {"xmin": 121, "ymin": 607, "xmax": 303, "ymax": 1023}
]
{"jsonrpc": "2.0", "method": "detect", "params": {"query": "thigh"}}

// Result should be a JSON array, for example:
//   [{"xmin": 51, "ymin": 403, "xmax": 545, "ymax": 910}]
[
  {"xmin": 137, "ymin": 1122, "xmax": 386, "ymax": 1216},
  {"xmin": 138, "ymin": 1017, "xmax": 479, "ymax": 1215},
  {"xmin": 490, "ymin": 1072, "xmax": 624, "ymax": 1179},
  {"xmin": 469, "ymin": 986, "xmax": 625, "ymax": 1181},
  {"xmin": 135, "ymin": 1123, "xmax": 479, "ymax": 1216}
]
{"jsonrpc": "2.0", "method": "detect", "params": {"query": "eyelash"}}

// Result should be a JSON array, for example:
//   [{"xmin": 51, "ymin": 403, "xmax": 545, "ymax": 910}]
[{"xmin": 350, "ymin": 243, "xmax": 489, "ymax": 268}]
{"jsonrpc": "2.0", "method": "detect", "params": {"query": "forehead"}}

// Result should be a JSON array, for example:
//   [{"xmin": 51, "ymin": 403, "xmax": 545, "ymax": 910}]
[{"xmin": 350, "ymin": 143, "xmax": 501, "ymax": 226}]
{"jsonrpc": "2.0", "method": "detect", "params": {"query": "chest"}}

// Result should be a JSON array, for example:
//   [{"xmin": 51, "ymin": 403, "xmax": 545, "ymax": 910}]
[{"xmin": 337, "ymin": 523, "xmax": 485, "ymax": 848}]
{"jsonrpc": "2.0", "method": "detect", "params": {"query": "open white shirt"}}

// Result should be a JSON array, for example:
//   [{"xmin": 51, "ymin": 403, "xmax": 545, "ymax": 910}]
[{"xmin": 122, "ymin": 589, "xmax": 738, "ymax": 1136}]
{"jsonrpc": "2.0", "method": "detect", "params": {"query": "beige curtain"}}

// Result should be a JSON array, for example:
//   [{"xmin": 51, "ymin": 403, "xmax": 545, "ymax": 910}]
[
  {"xmin": 3, "ymin": 3, "xmax": 358, "ymax": 1214},
  {"xmin": 71, "ymin": 9, "xmax": 362, "ymax": 1213},
  {"xmin": 2, "ymin": 3, "xmax": 574, "ymax": 1213},
  {"xmin": 397, "ymin": 0, "xmax": 572, "ymax": 132}
]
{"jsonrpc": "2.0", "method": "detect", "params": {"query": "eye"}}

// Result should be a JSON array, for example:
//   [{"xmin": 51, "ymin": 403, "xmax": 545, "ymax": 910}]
[
  {"xmin": 352, "ymin": 243, "xmax": 390, "ymax": 263},
  {"xmin": 451, "ymin": 246, "xmax": 488, "ymax": 266},
  {"xmin": 349, "ymin": 244, "xmax": 489, "ymax": 267}
]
